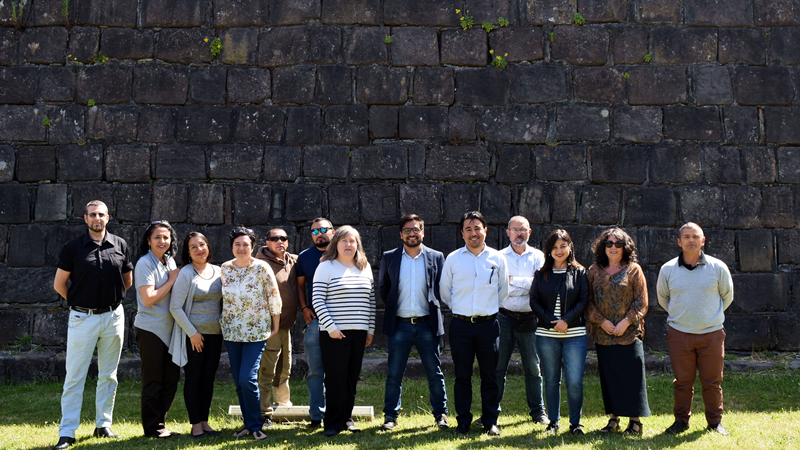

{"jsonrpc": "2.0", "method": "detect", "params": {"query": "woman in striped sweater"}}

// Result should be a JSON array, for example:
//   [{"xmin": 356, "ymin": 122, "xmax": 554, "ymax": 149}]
[{"xmin": 311, "ymin": 226, "xmax": 376, "ymax": 437}]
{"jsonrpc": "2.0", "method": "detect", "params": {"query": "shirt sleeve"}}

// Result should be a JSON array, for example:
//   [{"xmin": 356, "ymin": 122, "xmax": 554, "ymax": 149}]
[
  {"xmin": 656, "ymin": 266, "xmax": 670, "ymax": 311},
  {"xmin": 121, "ymin": 239, "xmax": 134, "ymax": 273},
  {"xmin": 718, "ymin": 263, "xmax": 734, "ymax": 311},
  {"xmin": 56, "ymin": 241, "xmax": 75, "ymax": 272},
  {"xmin": 262, "ymin": 264, "xmax": 283, "ymax": 317},
  {"xmin": 585, "ymin": 267, "xmax": 609, "ymax": 325},
  {"xmin": 439, "ymin": 256, "xmax": 453, "ymax": 307},
  {"xmin": 367, "ymin": 266, "xmax": 376, "ymax": 334},
  {"xmin": 625, "ymin": 265, "xmax": 649, "ymax": 326},
  {"xmin": 134, "ymin": 257, "xmax": 157, "ymax": 290},
  {"xmin": 496, "ymin": 255, "xmax": 509, "ymax": 303}
]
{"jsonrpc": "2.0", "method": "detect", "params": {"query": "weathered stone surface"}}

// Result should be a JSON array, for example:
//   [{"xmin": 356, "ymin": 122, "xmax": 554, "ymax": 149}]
[
  {"xmin": 328, "ymin": 185, "xmax": 359, "ymax": 225},
  {"xmin": 777, "ymin": 147, "xmax": 800, "ymax": 183},
  {"xmin": 456, "ymin": 68, "xmax": 510, "ymax": 105},
  {"xmin": 0, "ymin": 309, "xmax": 31, "ymax": 344},
  {"xmin": 580, "ymin": 185, "xmax": 620, "ymax": 225},
  {"xmin": 478, "ymin": 105, "xmax": 547, "ymax": 143},
  {"xmin": 155, "ymin": 28, "xmax": 213, "ymax": 64},
  {"xmin": 321, "ymin": 0, "xmax": 380, "ymax": 25},
  {"xmin": 590, "ymin": 146, "xmax": 647, "ymax": 183},
  {"xmin": 737, "ymin": 229, "xmax": 774, "ymax": 272},
  {"xmin": 573, "ymin": 66, "xmax": 625, "ymax": 102},
  {"xmin": 511, "ymin": 65, "xmax": 567, "ymax": 103},
  {"xmin": 444, "ymin": 184, "xmax": 479, "ymax": 224},
  {"xmin": 344, "ymin": 27, "xmax": 388, "ymax": 65},
  {"xmin": 58, "ymin": 144, "xmax": 102, "ymax": 181},
  {"xmin": 86, "ymin": 105, "xmax": 138, "ymax": 141},
  {"xmin": 613, "ymin": 106, "xmax": 662, "ymax": 143},
  {"xmin": 218, "ymin": 28, "xmax": 260, "ymax": 65},
  {"xmin": 356, "ymin": 66, "xmax": 408, "ymax": 105},
  {"xmin": 440, "ymin": 28, "xmax": 486, "ymax": 67},
  {"xmin": 369, "ymin": 105, "xmax": 398, "ymax": 139},
  {"xmin": 272, "ymin": 64, "xmax": 316, "ymax": 104},
  {"xmin": 233, "ymin": 184, "xmax": 271, "ymax": 224},
  {"xmin": 258, "ymin": 26, "xmax": 309, "ymax": 66},
  {"xmin": 777, "ymin": 229, "xmax": 800, "ymax": 264},
  {"xmin": 723, "ymin": 106, "xmax": 760, "ymax": 144},
  {"xmin": 705, "ymin": 229, "xmax": 737, "ymax": 267},
  {"xmin": 46, "ymin": 104, "xmax": 85, "ymax": 145},
  {"xmin": 233, "ymin": 106, "xmax": 284, "ymax": 143},
  {"xmin": 647, "ymin": 228, "xmax": 678, "ymax": 266},
  {"xmin": 734, "ymin": 67, "xmax": 794, "ymax": 105},
  {"xmin": 579, "ymin": 0, "xmax": 626, "ymax": 22},
  {"xmin": 609, "ymin": 25, "xmax": 647, "ymax": 64},
  {"xmin": 0, "ymin": 28, "xmax": 15, "ymax": 65},
  {"xmin": 391, "ymin": 27, "xmax": 439, "ymax": 66},
  {"xmin": 77, "ymin": 0, "xmax": 136, "ymax": 26},
  {"xmin": 761, "ymin": 186, "xmax": 795, "ymax": 228},
  {"xmin": 536, "ymin": 145, "xmax": 587, "ymax": 181},
  {"xmin": 425, "ymin": 146, "xmax": 491, "ymax": 182},
  {"xmin": 32, "ymin": 309, "xmax": 68, "ymax": 346},
  {"xmin": 723, "ymin": 185, "xmax": 762, "ymax": 229},
  {"xmin": 719, "ymin": 28, "xmax": 765, "ymax": 65},
  {"xmin": 679, "ymin": 185, "xmax": 722, "ymax": 227},
  {"xmin": 625, "ymin": 188, "xmax": 676, "ymax": 226},
  {"xmin": 303, "ymin": 145, "xmax": 349, "ymax": 179},
  {"xmin": 7, "ymin": 224, "xmax": 46, "ymax": 267},
  {"xmin": 18, "ymin": 146, "xmax": 56, "ymax": 182},
  {"xmin": 776, "ymin": 314, "xmax": 800, "ymax": 351},
  {"xmin": 743, "ymin": 146, "xmax": 776, "ymax": 183},
  {"xmin": 176, "ymin": 106, "xmax": 230, "ymax": 142},
  {"xmin": 449, "ymin": 105, "xmax": 477, "ymax": 142},
  {"xmin": 133, "ymin": 65, "xmax": 188, "ymax": 105},
  {"xmin": 522, "ymin": 0, "xmax": 577, "ymax": 25},
  {"xmin": 70, "ymin": 184, "xmax": 113, "ymax": 218},
  {"xmin": 189, "ymin": 67, "xmax": 227, "ymax": 104},
  {"xmin": 0, "ymin": 266, "xmax": 57, "ymax": 304},
  {"xmin": 315, "ymin": 65, "xmax": 351, "ymax": 105},
  {"xmin": 555, "ymin": 105, "xmax": 610, "ymax": 142},
  {"xmin": 67, "ymin": 26, "xmax": 98, "ymax": 64},
  {"xmin": 188, "ymin": 184, "xmax": 225, "ymax": 224},
  {"xmin": 399, "ymin": 106, "xmax": 447, "ymax": 141},
  {"xmin": 351, "ymin": 145, "xmax": 407, "ymax": 180},
  {"xmin": 651, "ymin": 147, "xmax": 702, "ymax": 182},
  {"xmin": 227, "ymin": 68, "xmax": 270, "ymax": 104},
  {"xmin": 101, "ymin": 28, "xmax": 154, "ymax": 60},
  {"xmin": 142, "ymin": 0, "xmax": 203, "ymax": 26},
  {"xmin": 34, "ymin": 184, "xmax": 67, "ymax": 222},
  {"xmin": 115, "ymin": 184, "xmax": 151, "ymax": 223},
  {"xmin": 704, "ymin": 146, "xmax": 744, "ymax": 183},
  {"xmin": 769, "ymin": 26, "xmax": 800, "ymax": 65},
  {"xmin": 286, "ymin": 106, "xmax": 321, "ymax": 145},
  {"xmin": 209, "ymin": 144, "xmax": 263, "ymax": 180},
  {"xmin": 285, "ymin": 185, "xmax": 324, "ymax": 221},
  {"xmin": 399, "ymin": 184, "xmax": 442, "ymax": 224},
  {"xmin": 20, "ymin": 26, "xmax": 68, "ymax": 64},
  {"xmin": 270, "ymin": 0, "xmax": 320, "ymax": 25},
  {"xmin": 213, "ymin": 0, "xmax": 269, "ymax": 27},
  {"xmin": 75, "ymin": 65, "xmax": 132, "ymax": 105},
  {"xmin": 551, "ymin": 25, "xmax": 608, "ymax": 65},
  {"xmin": 413, "ymin": 67, "xmax": 454, "ymax": 105},
  {"xmin": 384, "ymin": 0, "xmax": 460, "ymax": 26},
  {"xmin": 39, "ymin": 67, "xmax": 75, "ymax": 102},
  {"xmin": 137, "ymin": 107, "xmax": 174, "ymax": 144},
  {"xmin": 360, "ymin": 185, "xmax": 397, "ymax": 223},
  {"xmin": 106, "ymin": 144, "xmax": 151, "ymax": 183},
  {"xmin": 551, "ymin": 184, "xmax": 577, "ymax": 222},
  {"xmin": 481, "ymin": 185, "xmax": 511, "ymax": 224},
  {"xmin": 517, "ymin": 185, "xmax": 549, "ymax": 224},
  {"xmin": 264, "ymin": 146, "xmax": 301, "ymax": 181},
  {"xmin": 495, "ymin": 146, "xmax": 532, "ymax": 183},
  {"xmin": 663, "ymin": 106, "xmax": 721, "ymax": 141},
  {"xmin": 151, "ymin": 184, "xmax": 188, "ymax": 222},
  {"xmin": 489, "ymin": 27, "xmax": 543, "ymax": 62},
  {"xmin": 753, "ymin": 0, "xmax": 798, "ymax": 26},
  {"xmin": 766, "ymin": 108, "xmax": 800, "ymax": 144},
  {"xmin": 686, "ymin": 0, "xmax": 753, "ymax": 25},
  {"xmin": 0, "ymin": 67, "xmax": 37, "ymax": 104},
  {"xmin": 627, "ymin": 66, "xmax": 687, "ymax": 105},
  {"xmin": 694, "ymin": 66, "xmax": 732, "ymax": 105},
  {"xmin": 324, "ymin": 105, "xmax": 368, "ymax": 144},
  {"xmin": 651, "ymin": 26, "xmax": 717, "ymax": 64},
  {"xmin": 465, "ymin": 0, "xmax": 519, "ymax": 25},
  {"xmin": 155, "ymin": 145, "xmax": 206, "ymax": 179},
  {"xmin": 0, "ymin": 145, "xmax": 14, "ymax": 182},
  {"xmin": 724, "ymin": 315, "xmax": 770, "ymax": 351}
]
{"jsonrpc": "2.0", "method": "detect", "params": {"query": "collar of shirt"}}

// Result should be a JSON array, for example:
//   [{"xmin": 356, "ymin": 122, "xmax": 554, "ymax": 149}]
[
  {"xmin": 81, "ymin": 231, "xmax": 111, "ymax": 248},
  {"xmin": 402, "ymin": 245, "xmax": 425, "ymax": 259},
  {"xmin": 502, "ymin": 244, "xmax": 534, "ymax": 257},
  {"xmin": 397, "ymin": 245, "xmax": 429, "ymax": 318},
  {"xmin": 678, "ymin": 251, "xmax": 706, "ymax": 270},
  {"xmin": 459, "ymin": 244, "xmax": 487, "ymax": 258}
]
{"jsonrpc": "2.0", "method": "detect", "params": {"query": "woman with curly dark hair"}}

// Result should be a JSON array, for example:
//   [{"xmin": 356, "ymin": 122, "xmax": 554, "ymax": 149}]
[{"xmin": 586, "ymin": 228, "xmax": 650, "ymax": 435}]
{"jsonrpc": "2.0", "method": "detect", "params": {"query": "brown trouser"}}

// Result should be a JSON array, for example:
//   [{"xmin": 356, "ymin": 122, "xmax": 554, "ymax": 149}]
[
  {"xmin": 258, "ymin": 327, "xmax": 293, "ymax": 416},
  {"xmin": 667, "ymin": 326, "xmax": 725, "ymax": 425}
]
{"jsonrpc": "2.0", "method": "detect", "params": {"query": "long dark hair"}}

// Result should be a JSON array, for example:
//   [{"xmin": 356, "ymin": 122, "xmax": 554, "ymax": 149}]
[
  {"xmin": 139, "ymin": 221, "xmax": 178, "ymax": 259},
  {"xmin": 539, "ymin": 229, "xmax": 581, "ymax": 281},
  {"xmin": 591, "ymin": 227, "xmax": 638, "ymax": 268},
  {"xmin": 181, "ymin": 231, "xmax": 212, "ymax": 266}
]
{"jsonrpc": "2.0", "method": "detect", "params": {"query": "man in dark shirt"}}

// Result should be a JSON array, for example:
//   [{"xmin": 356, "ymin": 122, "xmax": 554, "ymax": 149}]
[
  {"xmin": 52, "ymin": 200, "xmax": 133, "ymax": 450},
  {"xmin": 295, "ymin": 218, "xmax": 335, "ymax": 428}
]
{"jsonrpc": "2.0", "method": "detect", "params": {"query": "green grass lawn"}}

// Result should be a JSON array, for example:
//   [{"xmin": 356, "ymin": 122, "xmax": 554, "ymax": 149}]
[{"xmin": 0, "ymin": 369, "xmax": 798, "ymax": 449}]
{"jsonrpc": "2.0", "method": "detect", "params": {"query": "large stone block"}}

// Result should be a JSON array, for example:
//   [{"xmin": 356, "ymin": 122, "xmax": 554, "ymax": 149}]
[
  {"xmin": 766, "ymin": 108, "xmax": 800, "ymax": 144},
  {"xmin": 478, "ymin": 105, "xmax": 547, "ymax": 144},
  {"xmin": 233, "ymin": 106, "xmax": 284, "ymax": 143},
  {"xmin": 495, "ymin": 145, "xmax": 532, "ymax": 183},
  {"xmin": 286, "ymin": 106, "xmax": 321, "ymax": 145},
  {"xmin": 188, "ymin": 185, "xmax": 225, "ymax": 224},
  {"xmin": 286, "ymin": 185, "xmax": 324, "ymax": 221},
  {"xmin": 517, "ymin": 185, "xmax": 549, "ymax": 224},
  {"xmin": 0, "ymin": 28, "xmax": 15, "ymax": 65},
  {"xmin": 722, "ymin": 185, "xmax": 761, "ymax": 229},
  {"xmin": 769, "ymin": 26, "xmax": 800, "ymax": 65},
  {"xmin": 344, "ymin": 27, "xmax": 388, "ymax": 65},
  {"xmin": 0, "ymin": 145, "xmax": 14, "ymax": 182},
  {"xmin": 273, "ymin": 64, "xmax": 316, "ymax": 104},
  {"xmin": 218, "ymin": 28, "xmax": 260, "ymax": 65},
  {"xmin": 651, "ymin": 26, "xmax": 717, "ymax": 64},
  {"xmin": 328, "ymin": 185, "xmax": 359, "ymax": 225},
  {"xmin": 489, "ymin": 27, "xmax": 543, "ymax": 62},
  {"xmin": 351, "ymin": 145, "xmax": 408, "ymax": 180},
  {"xmin": 321, "ymin": 0, "xmax": 380, "ymax": 24},
  {"xmin": 737, "ymin": 229, "xmax": 774, "ymax": 272},
  {"xmin": 609, "ymin": 25, "xmax": 647, "ymax": 64},
  {"xmin": 384, "ymin": 0, "xmax": 460, "ymax": 26},
  {"xmin": 324, "ymin": 105, "xmax": 368, "ymax": 145},
  {"xmin": 456, "ymin": 68, "xmax": 509, "ymax": 105},
  {"xmin": 443, "ymin": 184, "xmax": 479, "ymax": 224},
  {"xmin": 58, "ymin": 144, "xmax": 103, "ymax": 181},
  {"xmin": 511, "ymin": 65, "xmax": 567, "ymax": 103},
  {"xmin": 704, "ymin": 146, "xmax": 744, "ymax": 183},
  {"xmin": 76, "ymin": 65, "xmax": 132, "ymax": 105},
  {"xmin": 555, "ymin": 105, "xmax": 610, "ymax": 142},
  {"xmin": 356, "ymin": 66, "xmax": 408, "ymax": 105},
  {"xmin": 573, "ymin": 66, "xmax": 625, "ymax": 102},
  {"xmin": 702, "ymin": 228, "xmax": 738, "ymax": 266},
  {"xmin": 369, "ymin": 105, "xmax": 397, "ymax": 139},
  {"xmin": 46, "ymin": 104, "xmax": 85, "ymax": 145},
  {"xmin": 761, "ymin": 186, "xmax": 795, "ymax": 228},
  {"xmin": 188, "ymin": 67, "xmax": 227, "ymax": 104},
  {"xmin": 580, "ymin": 185, "xmax": 620, "ymax": 225},
  {"xmin": 233, "ymin": 184, "xmax": 271, "ymax": 224},
  {"xmin": 155, "ymin": 145, "xmax": 206, "ymax": 179},
  {"xmin": 0, "ymin": 309, "xmax": 31, "ymax": 344},
  {"xmin": 86, "ymin": 105, "xmax": 138, "ymax": 141},
  {"xmin": 685, "ymin": 0, "xmax": 753, "ymax": 25},
  {"xmin": 734, "ymin": 67, "xmax": 794, "ymax": 105},
  {"xmin": 151, "ymin": 184, "xmax": 188, "ymax": 222},
  {"xmin": 590, "ymin": 146, "xmax": 647, "ymax": 183},
  {"xmin": 314, "ymin": 65, "xmax": 351, "ymax": 105},
  {"xmin": 723, "ymin": 106, "xmax": 759, "ymax": 144},
  {"xmin": 780, "ymin": 230, "xmax": 800, "ymax": 264},
  {"xmin": 612, "ymin": 105, "xmax": 662, "ymax": 143},
  {"xmin": 719, "ymin": 28, "xmax": 765, "ymax": 65},
  {"xmin": 7, "ymin": 224, "xmax": 46, "ymax": 266},
  {"xmin": 743, "ymin": 146, "xmax": 776, "ymax": 183},
  {"xmin": 39, "ymin": 67, "xmax": 75, "ymax": 102},
  {"xmin": 551, "ymin": 25, "xmax": 608, "ymax": 65},
  {"xmin": 155, "ymin": 28, "xmax": 213, "ymax": 64},
  {"xmin": 18, "ymin": 146, "xmax": 56, "ymax": 182},
  {"xmin": 398, "ymin": 106, "xmax": 447, "ymax": 141},
  {"xmin": 425, "ymin": 146, "xmax": 491, "ymax": 182},
  {"xmin": 137, "ymin": 106, "xmax": 174, "ymax": 144},
  {"xmin": 133, "ymin": 65, "xmax": 188, "ymax": 105},
  {"xmin": 176, "ymin": 106, "xmax": 230, "ymax": 142},
  {"xmin": 647, "ymin": 228, "xmax": 679, "ymax": 266},
  {"xmin": 625, "ymin": 188, "xmax": 676, "ymax": 226},
  {"xmin": 440, "ymin": 28, "xmax": 486, "ymax": 67},
  {"xmin": 391, "ymin": 27, "xmax": 439, "ymax": 66},
  {"xmin": 465, "ymin": 0, "xmax": 519, "ymax": 25},
  {"xmin": 522, "ymin": 0, "xmax": 577, "ymax": 25},
  {"xmin": 270, "ymin": 0, "xmax": 320, "ymax": 25},
  {"xmin": 579, "ymin": 0, "xmax": 626, "ymax": 22},
  {"xmin": 213, "ymin": 0, "xmax": 269, "ymax": 27},
  {"xmin": 303, "ymin": 145, "xmax": 349, "ymax": 179},
  {"xmin": 264, "ymin": 146, "xmax": 301, "ymax": 182},
  {"xmin": 651, "ymin": 147, "xmax": 702, "ymax": 182},
  {"xmin": 79, "ymin": 0, "xmax": 137, "ymax": 26},
  {"xmin": 32, "ymin": 309, "xmax": 68, "ymax": 346},
  {"xmin": 399, "ymin": 184, "xmax": 442, "ymax": 224},
  {"xmin": 227, "ymin": 68, "xmax": 270, "ymax": 104},
  {"xmin": 142, "ymin": 0, "xmax": 203, "ymax": 26},
  {"xmin": 67, "ymin": 26, "xmax": 99, "ymax": 64},
  {"xmin": 209, "ymin": 144, "xmax": 263, "ymax": 180},
  {"xmin": 663, "ymin": 106, "xmax": 721, "ymax": 141},
  {"xmin": 115, "ymin": 184, "xmax": 151, "ymax": 223},
  {"xmin": 101, "ymin": 28, "xmax": 154, "ymax": 60},
  {"xmin": 20, "ymin": 27, "xmax": 68, "ymax": 64},
  {"xmin": 481, "ymin": 185, "xmax": 511, "ymax": 224},
  {"xmin": 360, "ymin": 185, "xmax": 397, "ymax": 224},
  {"xmin": 106, "ymin": 144, "xmax": 150, "ymax": 183},
  {"xmin": 70, "ymin": 184, "xmax": 113, "ymax": 218},
  {"xmin": 694, "ymin": 66, "xmax": 732, "ymax": 105},
  {"xmin": 413, "ymin": 67, "xmax": 454, "ymax": 105},
  {"xmin": 776, "ymin": 314, "xmax": 800, "ymax": 351},
  {"xmin": 679, "ymin": 185, "xmax": 722, "ymax": 227},
  {"xmin": 258, "ymin": 26, "xmax": 309, "ymax": 66},
  {"xmin": 777, "ymin": 147, "xmax": 800, "ymax": 183},
  {"xmin": 627, "ymin": 66, "xmax": 687, "ymax": 105},
  {"xmin": 449, "ymin": 105, "xmax": 477, "ymax": 142},
  {"xmin": 535, "ymin": 145, "xmax": 587, "ymax": 181},
  {"xmin": 0, "ymin": 267, "xmax": 58, "ymax": 304},
  {"xmin": 0, "ymin": 67, "xmax": 37, "ymax": 104},
  {"xmin": 724, "ymin": 315, "xmax": 771, "ymax": 351},
  {"xmin": 753, "ymin": 0, "xmax": 798, "ymax": 26}
]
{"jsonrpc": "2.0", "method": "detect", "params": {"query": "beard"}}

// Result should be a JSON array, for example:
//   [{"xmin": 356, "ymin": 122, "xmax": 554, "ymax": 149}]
[
  {"xmin": 315, "ymin": 239, "xmax": 330, "ymax": 248},
  {"xmin": 403, "ymin": 239, "xmax": 421, "ymax": 247}
]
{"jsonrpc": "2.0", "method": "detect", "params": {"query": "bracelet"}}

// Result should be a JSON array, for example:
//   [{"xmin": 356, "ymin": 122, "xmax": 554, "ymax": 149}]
[{"xmin": 302, "ymin": 306, "xmax": 310, "ymax": 311}]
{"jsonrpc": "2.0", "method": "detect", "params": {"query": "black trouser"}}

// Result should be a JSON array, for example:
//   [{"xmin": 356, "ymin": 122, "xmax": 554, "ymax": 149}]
[
  {"xmin": 184, "ymin": 334, "xmax": 223, "ymax": 424},
  {"xmin": 136, "ymin": 327, "xmax": 181, "ymax": 436},
  {"xmin": 319, "ymin": 329, "xmax": 367, "ymax": 433},
  {"xmin": 449, "ymin": 317, "xmax": 500, "ymax": 427}
]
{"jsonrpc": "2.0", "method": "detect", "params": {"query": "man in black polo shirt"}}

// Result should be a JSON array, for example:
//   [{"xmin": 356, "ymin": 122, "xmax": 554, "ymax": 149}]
[{"xmin": 52, "ymin": 200, "xmax": 133, "ymax": 450}]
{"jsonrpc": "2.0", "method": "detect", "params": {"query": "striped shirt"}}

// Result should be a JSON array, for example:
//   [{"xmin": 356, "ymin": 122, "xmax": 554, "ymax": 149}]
[
  {"xmin": 312, "ymin": 260, "xmax": 376, "ymax": 334},
  {"xmin": 535, "ymin": 269, "xmax": 587, "ymax": 339}
]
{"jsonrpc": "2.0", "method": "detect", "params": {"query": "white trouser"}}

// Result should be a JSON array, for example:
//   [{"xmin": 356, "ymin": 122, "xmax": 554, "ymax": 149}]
[{"xmin": 59, "ymin": 305, "xmax": 124, "ymax": 437}]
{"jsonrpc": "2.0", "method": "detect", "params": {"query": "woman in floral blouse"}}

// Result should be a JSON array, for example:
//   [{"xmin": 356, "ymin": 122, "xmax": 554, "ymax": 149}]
[
  {"xmin": 586, "ymin": 228, "xmax": 650, "ymax": 435},
  {"xmin": 221, "ymin": 228, "xmax": 282, "ymax": 441}
]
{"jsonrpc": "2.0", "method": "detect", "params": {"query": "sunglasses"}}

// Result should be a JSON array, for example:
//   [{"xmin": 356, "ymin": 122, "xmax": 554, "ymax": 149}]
[
  {"xmin": 267, "ymin": 236, "xmax": 288, "ymax": 242},
  {"xmin": 401, "ymin": 227, "xmax": 423, "ymax": 235},
  {"xmin": 233, "ymin": 227, "xmax": 254, "ymax": 235},
  {"xmin": 605, "ymin": 241, "xmax": 625, "ymax": 248},
  {"xmin": 87, "ymin": 212, "xmax": 107, "ymax": 218},
  {"xmin": 151, "ymin": 220, "xmax": 170, "ymax": 226},
  {"xmin": 311, "ymin": 227, "xmax": 331, "ymax": 236}
]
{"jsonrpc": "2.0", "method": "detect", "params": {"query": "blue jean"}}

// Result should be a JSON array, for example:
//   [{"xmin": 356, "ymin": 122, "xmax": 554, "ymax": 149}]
[
  {"xmin": 495, "ymin": 313, "xmax": 544, "ymax": 416},
  {"xmin": 304, "ymin": 318, "xmax": 325, "ymax": 421},
  {"xmin": 383, "ymin": 321, "xmax": 448, "ymax": 420},
  {"xmin": 535, "ymin": 334, "xmax": 587, "ymax": 426},
  {"xmin": 225, "ymin": 340, "xmax": 267, "ymax": 432}
]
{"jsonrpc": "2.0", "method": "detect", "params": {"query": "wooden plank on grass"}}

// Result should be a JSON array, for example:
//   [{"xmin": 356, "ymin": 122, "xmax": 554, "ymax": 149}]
[{"xmin": 227, "ymin": 405, "xmax": 374, "ymax": 421}]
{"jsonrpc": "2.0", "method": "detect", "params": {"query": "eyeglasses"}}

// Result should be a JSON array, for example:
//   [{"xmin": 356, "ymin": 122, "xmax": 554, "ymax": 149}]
[
  {"xmin": 88, "ymin": 212, "xmax": 107, "ymax": 218},
  {"xmin": 233, "ymin": 227, "xmax": 254, "ymax": 235},
  {"xmin": 267, "ymin": 236, "xmax": 288, "ymax": 242},
  {"xmin": 509, "ymin": 228, "xmax": 529, "ymax": 234},
  {"xmin": 401, "ymin": 227, "xmax": 423, "ymax": 235},
  {"xmin": 605, "ymin": 241, "xmax": 625, "ymax": 248},
  {"xmin": 311, "ymin": 227, "xmax": 331, "ymax": 236},
  {"xmin": 151, "ymin": 220, "xmax": 170, "ymax": 226}
]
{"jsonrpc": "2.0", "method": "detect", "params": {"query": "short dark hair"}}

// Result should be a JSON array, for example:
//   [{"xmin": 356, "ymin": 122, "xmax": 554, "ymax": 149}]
[
  {"xmin": 266, "ymin": 227, "xmax": 287, "ymax": 239},
  {"xmin": 399, "ymin": 214, "xmax": 424, "ymax": 232},
  {"xmin": 591, "ymin": 227, "xmax": 638, "ymax": 268},
  {"xmin": 140, "ymin": 221, "xmax": 178, "ymax": 259},
  {"xmin": 181, "ymin": 231, "xmax": 212, "ymax": 266},
  {"xmin": 540, "ymin": 229, "xmax": 581, "ymax": 280},
  {"xmin": 311, "ymin": 217, "xmax": 332, "ymax": 228},
  {"xmin": 459, "ymin": 211, "xmax": 486, "ymax": 230},
  {"xmin": 230, "ymin": 227, "xmax": 257, "ymax": 248},
  {"xmin": 84, "ymin": 200, "xmax": 107, "ymax": 215}
]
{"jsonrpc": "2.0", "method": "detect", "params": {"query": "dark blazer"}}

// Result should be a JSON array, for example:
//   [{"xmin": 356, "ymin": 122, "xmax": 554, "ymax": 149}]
[
  {"xmin": 529, "ymin": 265, "xmax": 590, "ymax": 329},
  {"xmin": 379, "ymin": 244, "xmax": 446, "ymax": 337}
]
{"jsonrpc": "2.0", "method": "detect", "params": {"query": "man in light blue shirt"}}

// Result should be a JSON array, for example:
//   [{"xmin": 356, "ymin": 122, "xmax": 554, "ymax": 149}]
[{"xmin": 440, "ymin": 211, "xmax": 509, "ymax": 436}]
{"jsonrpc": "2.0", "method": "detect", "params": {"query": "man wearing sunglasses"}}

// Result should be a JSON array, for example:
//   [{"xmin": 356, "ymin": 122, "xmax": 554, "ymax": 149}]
[
  {"xmin": 255, "ymin": 227, "xmax": 298, "ymax": 426},
  {"xmin": 295, "ymin": 218, "xmax": 335, "ymax": 428},
  {"xmin": 52, "ymin": 200, "xmax": 133, "ymax": 449},
  {"xmin": 378, "ymin": 214, "xmax": 448, "ymax": 432}
]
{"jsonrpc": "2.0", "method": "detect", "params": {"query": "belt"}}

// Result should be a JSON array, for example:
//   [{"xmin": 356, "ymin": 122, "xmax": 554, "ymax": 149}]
[
  {"xmin": 453, "ymin": 313, "xmax": 497, "ymax": 323},
  {"xmin": 398, "ymin": 315, "xmax": 429, "ymax": 324},
  {"xmin": 500, "ymin": 308, "xmax": 534, "ymax": 317},
  {"xmin": 70, "ymin": 304, "xmax": 119, "ymax": 315}
]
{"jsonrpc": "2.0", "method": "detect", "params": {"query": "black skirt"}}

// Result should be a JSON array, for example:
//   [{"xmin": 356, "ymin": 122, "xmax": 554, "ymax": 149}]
[{"xmin": 596, "ymin": 339, "xmax": 651, "ymax": 417}]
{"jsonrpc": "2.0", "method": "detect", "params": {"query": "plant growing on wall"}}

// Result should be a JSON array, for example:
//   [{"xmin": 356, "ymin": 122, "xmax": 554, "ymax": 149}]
[
  {"xmin": 61, "ymin": 0, "xmax": 70, "ymax": 29},
  {"xmin": 10, "ymin": 1, "xmax": 25, "ymax": 31},
  {"xmin": 384, "ymin": 35, "xmax": 393, "ymax": 44},
  {"xmin": 490, "ymin": 50, "xmax": 508, "ymax": 69},
  {"xmin": 456, "ymin": 9, "xmax": 474, "ymax": 30},
  {"xmin": 573, "ymin": 13, "xmax": 585, "ymax": 25},
  {"xmin": 208, "ymin": 37, "xmax": 222, "ymax": 57}
]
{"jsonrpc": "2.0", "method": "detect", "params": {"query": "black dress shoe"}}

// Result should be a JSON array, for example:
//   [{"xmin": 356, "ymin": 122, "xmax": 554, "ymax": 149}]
[
  {"xmin": 455, "ymin": 423, "xmax": 470, "ymax": 435},
  {"xmin": 53, "ymin": 437, "xmax": 75, "ymax": 450},
  {"xmin": 665, "ymin": 420, "xmax": 690, "ymax": 435},
  {"xmin": 308, "ymin": 419, "xmax": 322, "ymax": 429},
  {"xmin": 323, "ymin": 429, "xmax": 338, "ymax": 437},
  {"xmin": 93, "ymin": 427, "xmax": 120, "ymax": 438},
  {"xmin": 485, "ymin": 424, "xmax": 500, "ymax": 436}
]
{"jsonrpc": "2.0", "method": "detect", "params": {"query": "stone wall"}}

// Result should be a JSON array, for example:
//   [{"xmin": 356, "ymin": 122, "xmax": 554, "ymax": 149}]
[{"xmin": 1, "ymin": 0, "xmax": 798, "ymax": 355}]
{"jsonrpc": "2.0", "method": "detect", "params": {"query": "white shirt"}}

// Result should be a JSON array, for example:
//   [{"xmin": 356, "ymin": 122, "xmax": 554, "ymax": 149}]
[
  {"xmin": 440, "ymin": 245, "xmax": 509, "ymax": 317},
  {"xmin": 500, "ymin": 245, "xmax": 545, "ymax": 312},
  {"xmin": 397, "ymin": 247, "xmax": 429, "ymax": 318}
]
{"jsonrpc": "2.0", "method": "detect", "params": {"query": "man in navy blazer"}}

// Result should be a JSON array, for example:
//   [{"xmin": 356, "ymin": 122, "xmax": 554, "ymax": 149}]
[{"xmin": 378, "ymin": 214, "xmax": 448, "ymax": 431}]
